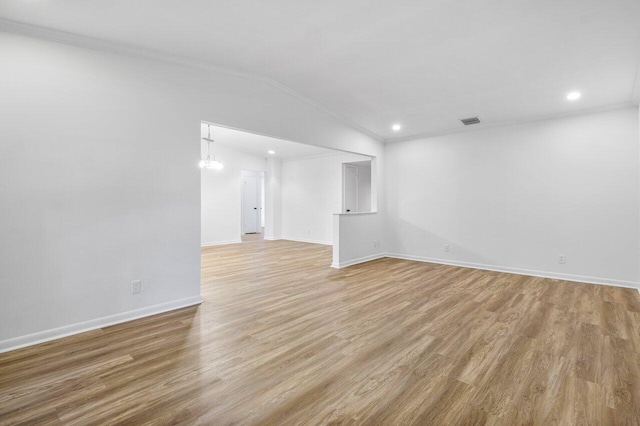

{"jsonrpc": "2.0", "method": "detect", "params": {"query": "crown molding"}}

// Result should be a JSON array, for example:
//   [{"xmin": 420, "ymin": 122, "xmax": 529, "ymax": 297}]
[
  {"xmin": 384, "ymin": 102, "xmax": 637, "ymax": 144},
  {"xmin": 1, "ymin": 18, "xmax": 635, "ymax": 144},
  {"xmin": 0, "ymin": 18, "xmax": 384, "ymax": 143}
]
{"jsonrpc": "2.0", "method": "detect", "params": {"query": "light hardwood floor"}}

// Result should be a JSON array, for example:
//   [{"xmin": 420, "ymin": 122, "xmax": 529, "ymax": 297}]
[
  {"xmin": 241, "ymin": 231, "xmax": 264, "ymax": 243},
  {"xmin": 1, "ymin": 240, "xmax": 640, "ymax": 425}
]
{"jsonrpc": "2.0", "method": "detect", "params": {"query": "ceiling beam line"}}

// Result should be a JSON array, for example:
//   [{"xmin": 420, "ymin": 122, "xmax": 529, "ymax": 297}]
[{"xmin": 0, "ymin": 18, "xmax": 384, "ymax": 143}]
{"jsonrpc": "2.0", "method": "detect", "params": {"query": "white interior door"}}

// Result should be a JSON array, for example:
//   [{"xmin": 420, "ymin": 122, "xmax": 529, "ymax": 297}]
[
  {"xmin": 343, "ymin": 164, "xmax": 358, "ymax": 213},
  {"xmin": 242, "ymin": 175, "xmax": 261, "ymax": 233}
]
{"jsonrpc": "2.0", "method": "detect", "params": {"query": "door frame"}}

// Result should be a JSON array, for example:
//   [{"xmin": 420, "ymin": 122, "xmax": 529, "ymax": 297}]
[
  {"xmin": 240, "ymin": 170, "xmax": 265, "ymax": 234},
  {"xmin": 342, "ymin": 163, "xmax": 359, "ymax": 214}
]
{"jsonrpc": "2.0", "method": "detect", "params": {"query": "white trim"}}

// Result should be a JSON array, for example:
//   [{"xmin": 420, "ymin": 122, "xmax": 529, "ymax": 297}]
[
  {"xmin": 331, "ymin": 253, "xmax": 386, "ymax": 269},
  {"xmin": 280, "ymin": 237, "xmax": 333, "ymax": 246},
  {"xmin": 201, "ymin": 239, "xmax": 242, "ymax": 247},
  {"xmin": 0, "ymin": 18, "xmax": 382, "ymax": 143},
  {"xmin": 384, "ymin": 253, "xmax": 639, "ymax": 290},
  {"xmin": 631, "ymin": 59, "xmax": 640, "ymax": 105},
  {"xmin": 264, "ymin": 236, "xmax": 282, "ymax": 241},
  {"xmin": 0, "ymin": 296, "xmax": 203, "ymax": 354},
  {"xmin": 384, "ymin": 102, "xmax": 636, "ymax": 144}
]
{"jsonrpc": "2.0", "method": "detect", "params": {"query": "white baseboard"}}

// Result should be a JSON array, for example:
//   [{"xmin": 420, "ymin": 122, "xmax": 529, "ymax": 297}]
[
  {"xmin": 331, "ymin": 253, "xmax": 386, "ymax": 269},
  {"xmin": 0, "ymin": 295, "xmax": 203, "ymax": 354},
  {"xmin": 201, "ymin": 239, "xmax": 242, "ymax": 247},
  {"xmin": 263, "ymin": 236, "xmax": 281, "ymax": 241},
  {"xmin": 280, "ymin": 236, "xmax": 333, "ymax": 246},
  {"xmin": 384, "ymin": 252, "xmax": 639, "ymax": 290}
]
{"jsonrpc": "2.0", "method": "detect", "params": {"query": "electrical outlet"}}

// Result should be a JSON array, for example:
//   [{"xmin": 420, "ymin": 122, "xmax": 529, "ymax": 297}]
[
  {"xmin": 444, "ymin": 244, "xmax": 450, "ymax": 252},
  {"xmin": 131, "ymin": 280, "xmax": 142, "ymax": 294},
  {"xmin": 558, "ymin": 255, "xmax": 566, "ymax": 264}
]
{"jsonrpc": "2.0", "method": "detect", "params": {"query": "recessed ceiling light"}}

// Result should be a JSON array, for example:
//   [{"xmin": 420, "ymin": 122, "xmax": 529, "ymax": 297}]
[
  {"xmin": 267, "ymin": 150, "xmax": 275, "ymax": 155},
  {"xmin": 566, "ymin": 91, "xmax": 581, "ymax": 101},
  {"xmin": 392, "ymin": 124, "xmax": 402, "ymax": 131}
]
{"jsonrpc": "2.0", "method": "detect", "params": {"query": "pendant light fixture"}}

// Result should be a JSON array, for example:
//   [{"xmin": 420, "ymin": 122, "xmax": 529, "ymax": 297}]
[{"xmin": 199, "ymin": 125, "xmax": 224, "ymax": 171}]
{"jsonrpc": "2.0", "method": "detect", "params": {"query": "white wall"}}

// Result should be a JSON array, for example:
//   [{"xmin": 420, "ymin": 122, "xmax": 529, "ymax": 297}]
[
  {"xmin": 385, "ymin": 107, "xmax": 639, "ymax": 287},
  {"xmin": 332, "ymin": 213, "xmax": 383, "ymax": 268},
  {"xmin": 264, "ymin": 158, "xmax": 283, "ymax": 240},
  {"xmin": 281, "ymin": 153, "xmax": 372, "ymax": 245},
  {"xmin": 0, "ymin": 30, "xmax": 382, "ymax": 351},
  {"xmin": 201, "ymin": 144, "xmax": 266, "ymax": 246},
  {"xmin": 261, "ymin": 176, "xmax": 265, "ymax": 228}
]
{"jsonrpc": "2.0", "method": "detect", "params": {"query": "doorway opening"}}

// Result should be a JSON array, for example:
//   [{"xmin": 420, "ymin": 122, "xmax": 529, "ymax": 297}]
[
  {"xmin": 241, "ymin": 170, "xmax": 265, "ymax": 242},
  {"xmin": 342, "ymin": 160, "xmax": 372, "ymax": 213},
  {"xmin": 200, "ymin": 121, "xmax": 377, "ymax": 250}
]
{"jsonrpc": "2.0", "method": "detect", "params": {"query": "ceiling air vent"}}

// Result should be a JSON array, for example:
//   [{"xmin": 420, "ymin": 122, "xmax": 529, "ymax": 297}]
[{"xmin": 460, "ymin": 116, "xmax": 481, "ymax": 126}]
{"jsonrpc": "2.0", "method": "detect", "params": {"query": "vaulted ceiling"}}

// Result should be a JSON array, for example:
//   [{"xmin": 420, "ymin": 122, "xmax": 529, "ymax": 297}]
[{"xmin": 1, "ymin": 0, "xmax": 639, "ymax": 141}]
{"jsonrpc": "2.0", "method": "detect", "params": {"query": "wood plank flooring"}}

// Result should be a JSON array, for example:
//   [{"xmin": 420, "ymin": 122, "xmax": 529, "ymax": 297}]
[{"xmin": 1, "ymin": 240, "xmax": 640, "ymax": 425}]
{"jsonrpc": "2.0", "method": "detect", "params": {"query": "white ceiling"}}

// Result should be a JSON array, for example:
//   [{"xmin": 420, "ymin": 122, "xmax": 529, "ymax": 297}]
[
  {"xmin": 2, "ymin": 0, "xmax": 640, "ymax": 141},
  {"xmin": 201, "ymin": 123, "xmax": 338, "ymax": 160}
]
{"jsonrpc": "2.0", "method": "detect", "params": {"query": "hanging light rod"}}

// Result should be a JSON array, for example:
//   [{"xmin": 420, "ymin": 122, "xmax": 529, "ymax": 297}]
[{"xmin": 199, "ymin": 125, "xmax": 224, "ymax": 171}]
